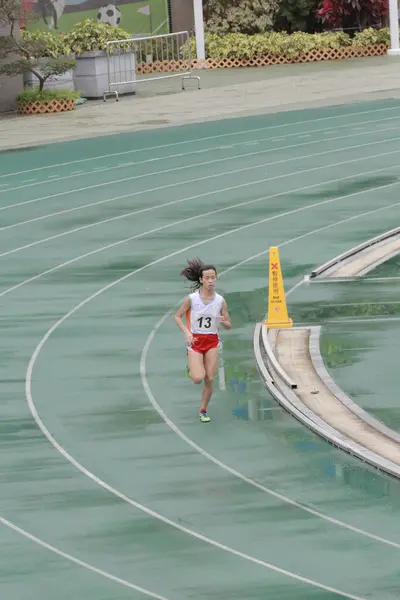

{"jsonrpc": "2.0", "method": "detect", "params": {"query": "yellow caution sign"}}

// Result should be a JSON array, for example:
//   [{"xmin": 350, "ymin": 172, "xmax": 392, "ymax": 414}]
[{"xmin": 265, "ymin": 246, "xmax": 293, "ymax": 329}]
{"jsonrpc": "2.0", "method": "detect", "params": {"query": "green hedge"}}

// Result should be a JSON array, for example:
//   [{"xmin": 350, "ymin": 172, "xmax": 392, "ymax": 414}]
[
  {"xmin": 352, "ymin": 27, "xmax": 391, "ymax": 47},
  {"xmin": 17, "ymin": 88, "xmax": 80, "ymax": 102},
  {"xmin": 182, "ymin": 28, "xmax": 391, "ymax": 60}
]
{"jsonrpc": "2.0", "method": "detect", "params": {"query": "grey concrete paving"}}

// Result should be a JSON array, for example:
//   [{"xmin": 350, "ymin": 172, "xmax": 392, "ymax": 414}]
[{"xmin": 1, "ymin": 55, "xmax": 400, "ymax": 150}]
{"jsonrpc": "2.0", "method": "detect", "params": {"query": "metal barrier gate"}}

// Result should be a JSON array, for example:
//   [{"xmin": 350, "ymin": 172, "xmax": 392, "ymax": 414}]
[{"xmin": 103, "ymin": 31, "xmax": 200, "ymax": 102}]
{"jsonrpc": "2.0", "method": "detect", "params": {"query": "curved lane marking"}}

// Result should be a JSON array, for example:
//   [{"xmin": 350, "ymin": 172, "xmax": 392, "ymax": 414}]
[
  {"xmin": 1, "ymin": 125, "xmax": 400, "ymax": 217},
  {"xmin": 1, "ymin": 116, "xmax": 399, "ymax": 195},
  {"xmin": 2, "ymin": 180, "xmax": 400, "ymax": 296},
  {"xmin": 1, "ymin": 103, "xmax": 399, "ymax": 179},
  {"xmin": 140, "ymin": 200, "xmax": 400, "ymax": 551},
  {"xmin": 0, "ymin": 517, "xmax": 170, "ymax": 600}
]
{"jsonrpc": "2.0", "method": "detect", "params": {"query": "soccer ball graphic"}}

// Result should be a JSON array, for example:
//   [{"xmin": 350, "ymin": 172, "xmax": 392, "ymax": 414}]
[{"xmin": 97, "ymin": 4, "xmax": 121, "ymax": 26}]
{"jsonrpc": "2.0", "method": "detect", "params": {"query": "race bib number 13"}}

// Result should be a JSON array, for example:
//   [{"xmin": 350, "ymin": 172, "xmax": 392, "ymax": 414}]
[{"xmin": 197, "ymin": 315, "xmax": 213, "ymax": 330}]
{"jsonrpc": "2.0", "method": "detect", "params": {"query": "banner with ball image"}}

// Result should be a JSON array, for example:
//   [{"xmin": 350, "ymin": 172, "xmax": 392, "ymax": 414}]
[{"xmin": 24, "ymin": 0, "xmax": 170, "ymax": 36}]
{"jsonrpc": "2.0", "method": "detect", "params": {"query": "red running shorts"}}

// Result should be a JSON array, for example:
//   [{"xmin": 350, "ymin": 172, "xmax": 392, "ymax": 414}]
[{"xmin": 188, "ymin": 333, "xmax": 219, "ymax": 355}]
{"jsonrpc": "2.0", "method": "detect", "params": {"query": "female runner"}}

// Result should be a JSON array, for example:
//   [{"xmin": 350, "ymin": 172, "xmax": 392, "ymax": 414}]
[{"xmin": 174, "ymin": 258, "xmax": 231, "ymax": 423}]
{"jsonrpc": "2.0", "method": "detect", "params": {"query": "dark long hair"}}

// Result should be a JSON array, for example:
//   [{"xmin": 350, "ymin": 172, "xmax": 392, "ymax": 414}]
[{"xmin": 180, "ymin": 257, "xmax": 217, "ymax": 292}]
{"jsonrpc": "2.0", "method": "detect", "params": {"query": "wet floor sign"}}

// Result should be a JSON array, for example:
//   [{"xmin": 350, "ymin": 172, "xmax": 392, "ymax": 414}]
[{"xmin": 265, "ymin": 246, "xmax": 293, "ymax": 329}]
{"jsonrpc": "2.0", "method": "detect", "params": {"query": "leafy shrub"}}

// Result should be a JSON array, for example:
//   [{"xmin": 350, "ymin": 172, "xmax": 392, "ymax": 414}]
[
  {"xmin": 20, "ymin": 30, "xmax": 72, "ymax": 58},
  {"xmin": 182, "ymin": 28, "xmax": 390, "ymax": 60},
  {"xmin": 204, "ymin": 0, "xmax": 280, "ymax": 35},
  {"xmin": 352, "ymin": 27, "xmax": 391, "ymax": 47},
  {"xmin": 17, "ymin": 87, "xmax": 80, "ymax": 102},
  {"xmin": 63, "ymin": 19, "xmax": 132, "ymax": 55}
]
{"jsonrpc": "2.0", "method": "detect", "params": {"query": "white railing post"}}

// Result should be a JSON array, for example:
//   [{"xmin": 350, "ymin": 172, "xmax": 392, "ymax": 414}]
[
  {"xmin": 193, "ymin": 0, "xmax": 205, "ymax": 60},
  {"xmin": 388, "ymin": 0, "xmax": 400, "ymax": 55}
]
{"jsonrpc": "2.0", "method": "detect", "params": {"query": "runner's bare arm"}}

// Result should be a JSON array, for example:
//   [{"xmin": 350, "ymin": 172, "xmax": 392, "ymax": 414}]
[
  {"xmin": 220, "ymin": 300, "xmax": 231, "ymax": 330},
  {"xmin": 174, "ymin": 296, "xmax": 191, "ymax": 335}
]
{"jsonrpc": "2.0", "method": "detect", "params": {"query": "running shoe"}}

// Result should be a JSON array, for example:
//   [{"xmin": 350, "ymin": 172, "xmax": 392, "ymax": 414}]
[{"xmin": 199, "ymin": 411, "xmax": 210, "ymax": 423}]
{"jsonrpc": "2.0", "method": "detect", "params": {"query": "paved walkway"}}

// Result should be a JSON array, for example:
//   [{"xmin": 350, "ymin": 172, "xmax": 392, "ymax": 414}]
[{"xmin": 1, "ymin": 55, "xmax": 400, "ymax": 150}]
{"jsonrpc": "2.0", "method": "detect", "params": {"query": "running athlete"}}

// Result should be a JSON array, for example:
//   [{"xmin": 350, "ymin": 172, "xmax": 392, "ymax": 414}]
[{"xmin": 174, "ymin": 258, "xmax": 231, "ymax": 423}]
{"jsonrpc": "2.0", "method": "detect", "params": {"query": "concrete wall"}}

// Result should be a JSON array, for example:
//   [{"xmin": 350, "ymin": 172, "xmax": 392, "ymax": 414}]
[
  {"xmin": 170, "ymin": 0, "xmax": 194, "ymax": 34},
  {"xmin": 0, "ymin": 23, "xmax": 23, "ymax": 113}
]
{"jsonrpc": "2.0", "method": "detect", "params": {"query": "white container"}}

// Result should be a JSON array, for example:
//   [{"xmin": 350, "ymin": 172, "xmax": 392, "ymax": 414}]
[{"xmin": 73, "ymin": 49, "xmax": 136, "ymax": 99}]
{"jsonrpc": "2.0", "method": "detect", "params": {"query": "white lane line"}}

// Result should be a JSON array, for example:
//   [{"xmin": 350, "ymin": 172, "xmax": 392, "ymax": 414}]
[
  {"xmin": 1, "ymin": 151, "xmax": 398, "ymax": 254},
  {"xmin": 0, "ymin": 117, "xmax": 400, "ymax": 194},
  {"xmin": 21, "ymin": 202, "xmax": 400, "ymax": 599},
  {"xmin": 2, "ymin": 491, "xmax": 366, "ymax": 600},
  {"xmin": 0, "ymin": 517, "xmax": 171, "ymax": 600},
  {"xmin": 140, "ymin": 200, "xmax": 400, "ymax": 552},
  {"xmin": 1, "ymin": 122, "xmax": 399, "ymax": 213},
  {"xmin": 23, "ymin": 252, "xmax": 375, "ymax": 600},
  {"xmin": 2, "ymin": 133, "xmax": 400, "ymax": 234},
  {"xmin": 1, "ymin": 103, "xmax": 399, "ymax": 180},
  {"xmin": 2, "ymin": 174, "xmax": 400, "ymax": 293},
  {"xmin": 1, "ymin": 153, "xmax": 400, "ymax": 257},
  {"xmin": 319, "ymin": 300, "xmax": 400, "ymax": 307},
  {"xmin": 0, "ymin": 122, "xmax": 400, "ymax": 210},
  {"xmin": 299, "ymin": 316, "xmax": 400, "ymax": 326},
  {"xmin": 10, "ymin": 228, "xmax": 395, "ymax": 598}
]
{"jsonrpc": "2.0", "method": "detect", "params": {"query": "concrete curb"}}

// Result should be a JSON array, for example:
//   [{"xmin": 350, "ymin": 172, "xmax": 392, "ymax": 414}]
[{"xmin": 253, "ymin": 323, "xmax": 400, "ymax": 479}]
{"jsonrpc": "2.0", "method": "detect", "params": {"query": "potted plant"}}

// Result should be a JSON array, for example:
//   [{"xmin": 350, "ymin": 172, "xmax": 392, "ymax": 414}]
[
  {"xmin": 63, "ymin": 19, "xmax": 136, "ymax": 99},
  {"xmin": 20, "ymin": 29, "xmax": 75, "ymax": 91},
  {"xmin": 0, "ymin": 0, "xmax": 77, "ymax": 113}
]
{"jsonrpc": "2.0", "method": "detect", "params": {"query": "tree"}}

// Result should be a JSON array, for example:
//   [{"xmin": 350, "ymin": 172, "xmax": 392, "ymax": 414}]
[
  {"xmin": 274, "ymin": 0, "xmax": 322, "ymax": 33},
  {"xmin": 203, "ymin": 0, "xmax": 280, "ymax": 35},
  {"xmin": 0, "ymin": 0, "xmax": 75, "ymax": 92}
]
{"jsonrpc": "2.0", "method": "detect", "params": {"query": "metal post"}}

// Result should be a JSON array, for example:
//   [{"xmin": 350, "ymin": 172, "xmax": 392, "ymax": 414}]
[
  {"xmin": 388, "ymin": 0, "xmax": 400, "ymax": 55},
  {"xmin": 193, "ymin": 0, "xmax": 205, "ymax": 60}
]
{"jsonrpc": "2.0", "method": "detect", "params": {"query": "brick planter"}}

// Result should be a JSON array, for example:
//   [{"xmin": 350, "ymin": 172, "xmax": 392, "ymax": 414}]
[
  {"xmin": 136, "ymin": 43, "xmax": 387, "ymax": 74},
  {"xmin": 18, "ymin": 98, "xmax": 76, "ymax": 115}
]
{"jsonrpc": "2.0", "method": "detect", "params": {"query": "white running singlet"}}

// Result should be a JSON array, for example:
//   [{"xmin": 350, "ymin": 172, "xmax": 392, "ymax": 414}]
[{"xmin": 188, "ymin": 291, "xmax": 224, "ymax": 335}]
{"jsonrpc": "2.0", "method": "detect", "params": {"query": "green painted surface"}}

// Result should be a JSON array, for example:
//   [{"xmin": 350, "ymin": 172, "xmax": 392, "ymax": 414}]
[
  {"xmin": 2, "ymin": 99, "xmax": 400, "ymax": 600},
  {"xmin": 365, "ymin": 253, "xmax": 400, "ymax": 278},
  {"xmin": 320, "ymin": 320, "xmax": 400, "ymax": 432},
  {"xmin": 315, "ymin": 254, "xmax": 400, "ymax": 433}
]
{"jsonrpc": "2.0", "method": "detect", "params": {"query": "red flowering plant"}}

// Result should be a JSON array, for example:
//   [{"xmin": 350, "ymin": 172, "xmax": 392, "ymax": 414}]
[{"xmin": 316, "ymin": 0, "xmax": 388, "ymax": 29}]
